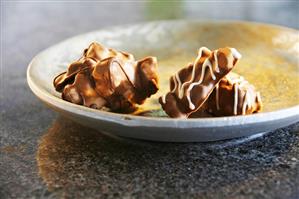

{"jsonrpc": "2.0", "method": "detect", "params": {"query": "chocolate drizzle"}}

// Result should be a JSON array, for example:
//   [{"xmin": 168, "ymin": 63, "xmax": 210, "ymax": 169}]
[
  {"xmin": 159, "ymin": 47, "xmax": 241, "ymax": 118},
  {"xmin": 201, "ymin": 72, "xmax": 262, "ymax": 116}
]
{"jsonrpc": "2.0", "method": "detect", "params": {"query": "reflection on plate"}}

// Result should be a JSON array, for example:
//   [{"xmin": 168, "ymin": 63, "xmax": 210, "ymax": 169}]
[{"xmin": 27, "ymin": 20, "xmax": 299, "ymax": 142}]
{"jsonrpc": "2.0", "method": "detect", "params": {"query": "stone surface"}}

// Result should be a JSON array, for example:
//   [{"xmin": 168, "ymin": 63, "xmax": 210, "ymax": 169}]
[{"xmin": 1, "ymin": 1, "xmax": 299, "ymax": 199}]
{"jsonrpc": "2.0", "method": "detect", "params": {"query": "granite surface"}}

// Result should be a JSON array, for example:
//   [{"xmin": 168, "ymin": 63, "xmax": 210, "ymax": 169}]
[{"xmin": 1, "ymin": 1, "xmax": 299, "ymax": 199}]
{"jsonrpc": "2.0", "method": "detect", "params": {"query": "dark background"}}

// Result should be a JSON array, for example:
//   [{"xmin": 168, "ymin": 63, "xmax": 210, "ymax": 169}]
[{"xmin": 1, "ymin": 1, "xmax": 299, "ymax": 198}]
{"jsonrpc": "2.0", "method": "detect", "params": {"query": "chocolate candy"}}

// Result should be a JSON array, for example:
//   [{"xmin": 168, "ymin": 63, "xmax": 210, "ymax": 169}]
[
  {"xmin": 202, "ymin": 72, "xmax": 262, "ymax": 116},
  {"xmin": 53, "ymin": 57, "xmax": 96, "ymax": 92},
  {"xmin": 62, "ymin": 68, "xmax": 106, "ymax": 109},
  {"xmin": 91, "ymin": 56, "xmax": 158, "ymax": 112},
  {"xmin": 159, "ymin": 47, "xmax": 241, "ymax": 118},
  {"xmin": 53, "ymin": 42, "xmax": 159, "ymax": 112}
]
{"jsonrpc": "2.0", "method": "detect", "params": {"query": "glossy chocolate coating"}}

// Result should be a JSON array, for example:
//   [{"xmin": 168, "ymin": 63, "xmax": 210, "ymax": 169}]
[
  {"xmin": 62, "ymin": 68, "xmax": 106, "ymax": 109},
  {"xmin": 203, "ymin": 72, "xmax": 262, "ymax": 116},
  {"xmin": 159, "ymin": 47, "xmax": 241, "ymax": 118},
  {"xmin": 53, "ymin": 57, "xmax": 97, "ymax": 92},
  {"xmin": 92, "ymin": 56, "xmax": 159, "ymax": 112},
  {"xmin": 133, "ymin": 57, "xmax": 159, "ymax": 104},
  {"xmin": 53, "ymin": 42, "xmax": 159, "ymax": 112}
]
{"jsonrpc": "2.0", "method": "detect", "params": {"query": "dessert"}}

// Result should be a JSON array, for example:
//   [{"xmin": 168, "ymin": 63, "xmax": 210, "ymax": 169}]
[
  {"xmin": 54, "ymin": 43, "xmax": 262, "ymax": 118},
  {"xmin": 53, "ymin": 42, "xmax": 159, "ymax": 112},
  {"xmin": 159, "ymin": 47, "xmax": 242, "ymax": 118},
  {"xmin": 202, "ymin": 72, "xmax": 262, "ymax": 116},
  {"xmin": 159, "ymin": 47, "xmax": 263, "ymax": 118}
]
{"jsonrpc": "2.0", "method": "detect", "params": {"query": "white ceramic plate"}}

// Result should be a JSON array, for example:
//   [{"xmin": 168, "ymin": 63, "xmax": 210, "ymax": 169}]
[{"xmin": 27, "ymin": 20, "xmax": 299, "ymax": 142}]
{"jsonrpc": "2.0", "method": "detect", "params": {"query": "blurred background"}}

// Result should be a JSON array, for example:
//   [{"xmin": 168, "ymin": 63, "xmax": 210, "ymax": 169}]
[
  {"xmin": 2, "ymin": 1, "xmax": 299, "ymax": 51},
  {"xmin": 2, "ymin": 0, "xmax": 298, "ymax": 79},
  {"xmin": 2, "ymin": 0, "xmax": 298, "ymax": 86}
]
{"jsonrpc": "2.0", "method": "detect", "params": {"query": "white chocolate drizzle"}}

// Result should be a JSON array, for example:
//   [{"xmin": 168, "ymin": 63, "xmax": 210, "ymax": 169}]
[
  {"xmin": 161, "ymin": 76, "xmax": 177, "ymax": 104},
  {"xmin": 161, "ymin": 47, "xmax": 242, "ymax": 113},
  {"xmin": 242, "ymin": 91, "xmax": 249, "ymax": 115},
  {"xmin": 215, "ymin": 84, "xmax": 220, "ymax": 110},
  {"xmin": 233, "ymin": 83, "xmax": 239, "ymax": 115},
  {"xmin": 161, "ymin": 94, "xmax": 166, "ymax": 104},
  {"xmin": 171, "ymin": 76, "xmax": 177, "ymax": 92},
  {"xmin": 186, "ymin": 58, "xmax": 216, "ymax": 110},
  {"xmin": 242, "ymin": 88, "xmax": 255, "ymax": 115},
  {"xmin": 213, "ymin": 50, "xmax": 220, "ymax": 73},
  {"xmin": 177, "ymin": 47, "xmax": 211, "ymax": 99},
  {"xmin": 228, "ymin": 73, "xmax": 257, "ymax": 115},
  {"xmin": 256, "ymin": 92, "xmax": 262, "ymax": 103},
  {"xmin": 231, "ymin": 48, "xmax": 242, "ymax": 59}
]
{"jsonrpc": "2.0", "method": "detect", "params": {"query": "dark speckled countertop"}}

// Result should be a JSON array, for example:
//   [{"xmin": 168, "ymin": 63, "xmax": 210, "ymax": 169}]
[{"xmin": 1, "ymin": 1, "xmax": 299, "ymax": 199}]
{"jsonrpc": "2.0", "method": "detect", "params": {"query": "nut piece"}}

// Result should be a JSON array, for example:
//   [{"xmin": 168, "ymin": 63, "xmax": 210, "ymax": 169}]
[{"xmin": 159, "ymin": 47, "xmax": 241, "ymax": 118}]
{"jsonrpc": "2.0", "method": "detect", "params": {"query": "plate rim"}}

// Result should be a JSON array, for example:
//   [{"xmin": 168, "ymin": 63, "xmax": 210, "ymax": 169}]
[{"xmin": 26, "ymin": 19, "xmax": 299, "ymax": 128}]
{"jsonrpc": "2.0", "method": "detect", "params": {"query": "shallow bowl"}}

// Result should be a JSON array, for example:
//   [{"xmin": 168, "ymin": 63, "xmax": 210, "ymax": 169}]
[{"xmin": 27, "ymin": 20, "xmax": 299, "ymax": 142}]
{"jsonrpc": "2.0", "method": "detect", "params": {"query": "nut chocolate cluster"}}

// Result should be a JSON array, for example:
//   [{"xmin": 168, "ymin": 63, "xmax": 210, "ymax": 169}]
[
  {"xmin": 53, "ymin": 42, "xmax": 159, "ymax": 113},
  {"xmin": 202, "ymin": 72, "xmax": 262, "ymax": 116},
  {"xmin": 53, "ymin": 43, "xmax": 262, "ymax": 118},
  {"xmin": 159, "ymin": 47, "xmax": 262, "ymax": 118}
]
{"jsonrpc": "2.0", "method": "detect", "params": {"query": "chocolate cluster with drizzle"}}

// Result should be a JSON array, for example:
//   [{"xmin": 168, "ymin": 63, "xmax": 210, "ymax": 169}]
[
  {"xmin": 159, "ymin": 47, "xmax": 262, "ymax": 118},
  {"xmin": 53, "ymin": 42, "xmax": 159, "ymax": 113},
  {"xmin": 200, "ymin": 72, "xmax": 262, "ymax": 116}
]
